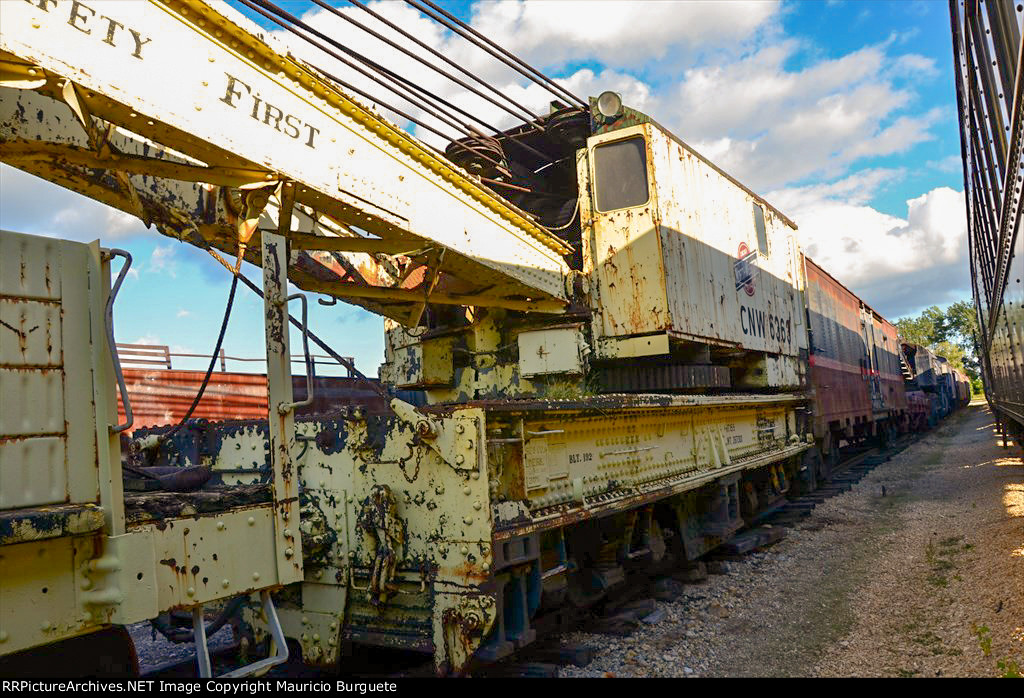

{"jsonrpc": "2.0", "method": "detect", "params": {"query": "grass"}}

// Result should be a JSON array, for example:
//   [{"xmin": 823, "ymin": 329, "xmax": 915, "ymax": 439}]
[
  {"xmin": 997, "ymin": 658, "xmax": 1022, "ymax": 678},
  {"xmin": 924, "ymin": 536, "xmax": 964, "ymax": 588},
  {"xmin": 972, "ymin": 623, "xmax": 992, "ymax": 657}
]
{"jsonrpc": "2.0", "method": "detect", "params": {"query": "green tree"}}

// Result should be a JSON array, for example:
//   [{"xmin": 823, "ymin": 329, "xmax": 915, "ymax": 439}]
[
  {"xmin": 895, "ymin": 305, "xmax": 944, "ymax": 346},
  {"xmin": 931, "ymin": 340, "xmax": 967, "ymax": 374}
]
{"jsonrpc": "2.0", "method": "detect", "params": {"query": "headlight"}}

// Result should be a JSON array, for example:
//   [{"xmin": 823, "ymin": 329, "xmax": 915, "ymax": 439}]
[{"xmin": 596, "ymin": 90, "xmax": 623, "ymax": 119}]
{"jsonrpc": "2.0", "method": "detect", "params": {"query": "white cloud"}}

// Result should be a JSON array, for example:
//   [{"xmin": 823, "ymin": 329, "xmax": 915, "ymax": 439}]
[
  {"xmin": 465, "ymin": 0, "xmax": 781, "ymax": 69},
  {"xmin": 132, "ymin": 334, "xmax": 163, "ymax": 346},
  {"xmin": 674, "ymin": 42, "xmax": 942, "ymax": 190},
  {"xmin": 149, "ymin": 245, "xmax": 178, "ymax": 277},
  {"xmin": 277, "ymin": 2, "xmax": 943, "ymax": 196},
  {"xmin": 0, "ymin": 165, "xmax": 149, "ymax": 242},
  {"xmin": 769, "ymin": 180, "xmax": 969, "ymax": 317},
  {"xmin": 176, "ymin": 309, "xmax": 192, "ymax": 318}
]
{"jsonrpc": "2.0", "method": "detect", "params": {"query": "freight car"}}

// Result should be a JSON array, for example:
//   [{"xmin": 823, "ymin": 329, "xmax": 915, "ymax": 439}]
[
  {"xmin": 804, "ymin": 257, "xmax": 908, "ymax": 476},
  {"xmin": 0, "ymin": 0, "xmax": 970, "ymax": 679}
]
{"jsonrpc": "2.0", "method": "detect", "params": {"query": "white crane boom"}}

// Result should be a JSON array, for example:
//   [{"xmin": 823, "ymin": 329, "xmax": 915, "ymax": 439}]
[{"xmin": 0, "ymin": 0, "xmax": 572, "ymax": 320}]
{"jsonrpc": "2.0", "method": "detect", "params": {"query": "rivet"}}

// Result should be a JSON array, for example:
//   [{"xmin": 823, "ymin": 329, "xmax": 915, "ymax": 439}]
[
  {"xmin": 473, "ymin": 502, "xmax": 482, "ymax": 511},
  {"xmin": 285, "ymin": 548, "xmax": 294, "ymax": 558},
  {"xmin": 221, "ymin": 579, "xmax": 230, "ymax": 588},
  {"xmin": 0, "ymin": 631, "xmax": 7, "ymax": 643},
  {"xmin": 348, "ymin": 551, "xmax": 356, "ymax": 558},
  {"xmin": 471, "ymin": 472, "xmax": 480, "ymax": 480},
  {"xmin": 315, "ymin": 569, "xmax": 323, "ymax": 579},
  {"xmin": 313, "ymin": 634, "xmax": 320, "ymax": 642},
  {"xmin": 456, "ymin": 424, "xmax": 465, "ymax": 434},
  {"xmin": 187, "ymin": 587, "xmax": 195, "ymax": 597},
  {"xmin": 252, "ymin": 572, "xmax": 260, "ymax": 581},
  {"xmin": 248, "ymin": 517, "xmax": 255, "ymax": 526},
  {"xmin": 329, "ymin": 637, "xmax": 336, "ymax": 646},
  {"xmin": 302, "ymin": 617, "xmax": 309, "ymax": 625},
  {"xmin": 217, "ymin": 521, "xmax": 225, "ymax": 530},
  {"xmin": 41, "ymin": 621, "xmax": 51, "ymax": 631},
  {"xmin": 284, "ymin": 529, "xmax": 293, "ymax": 538},
  {"xmin": 330, "ymin": 623, "xmax": 337, "ymax": 631},
  {"xmin": 463, "ymin": 486, "xmax": 472, "ymax": 495},
  {"xmin": 80, "ymin": 578, "xmax": 93, "ymax": 590},
  {"xmin": 461, "ymin": 546, "xmax": 469, "ymax": 555},
  {"xmin": 463, "ymin": 517, "xmax": 473, "ymax": 525},
  {"xmin": 455, "ymin": 454, "xmax": 465, "ymax": 465}
]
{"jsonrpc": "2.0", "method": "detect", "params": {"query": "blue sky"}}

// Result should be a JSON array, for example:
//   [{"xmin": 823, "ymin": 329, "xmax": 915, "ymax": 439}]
[{"xmin": 0, "ymin": 0, "xmax": 969, "ymax": 374}]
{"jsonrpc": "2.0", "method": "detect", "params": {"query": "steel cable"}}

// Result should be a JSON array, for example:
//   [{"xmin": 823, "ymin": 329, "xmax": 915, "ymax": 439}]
[
  {"xmin": 161, "ymin": 271, "xmax": 240, "ymax": 438},
  {"xmin": 405, "ymin": 0, "xmax": 588, "ymax": 108}
]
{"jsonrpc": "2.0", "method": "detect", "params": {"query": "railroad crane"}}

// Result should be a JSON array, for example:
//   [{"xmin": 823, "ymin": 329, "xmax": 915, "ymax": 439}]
[{"xmin": 0, "ymin": 0, "xmax": 811, "ymax": 676}]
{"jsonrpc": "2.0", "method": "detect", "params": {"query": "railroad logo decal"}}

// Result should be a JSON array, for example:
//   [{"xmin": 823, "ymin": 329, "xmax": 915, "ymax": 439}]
[{"xmin": 734, "ymin": 242, "xmax": 757, "ymax": 297}]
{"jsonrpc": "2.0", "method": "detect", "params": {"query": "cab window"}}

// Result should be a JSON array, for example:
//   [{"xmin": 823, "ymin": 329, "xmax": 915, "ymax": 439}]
[{"xmin": 594, "ymin": 137, "xmax": 649, "ymax": 212}]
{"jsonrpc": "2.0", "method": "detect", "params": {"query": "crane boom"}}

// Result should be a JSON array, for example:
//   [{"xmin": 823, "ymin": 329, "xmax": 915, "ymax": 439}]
[{"xmin": 0, "ymin": 0, "xmax": 571, "ymax": 319}]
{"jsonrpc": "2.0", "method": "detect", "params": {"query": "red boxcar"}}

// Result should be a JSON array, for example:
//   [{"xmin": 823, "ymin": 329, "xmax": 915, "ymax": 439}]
[
  {"xmin": 804, "ymin": 257, "xmax": 908, "ymax": 461},
  {"xmin": 117, "ymin": 368, "xmax": 391, "ymax": 429}
]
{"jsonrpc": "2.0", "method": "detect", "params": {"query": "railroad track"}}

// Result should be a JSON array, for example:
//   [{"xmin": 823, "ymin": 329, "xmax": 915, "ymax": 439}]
[{"xmin": 140, "ymin": 434, "xmax": 922, "ymax": 679}]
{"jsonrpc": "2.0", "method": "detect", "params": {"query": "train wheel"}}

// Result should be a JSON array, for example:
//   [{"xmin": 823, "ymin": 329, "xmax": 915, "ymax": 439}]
[{"xmin": 0, "ymin": 626, "xmax": 138, "ymax": 677}]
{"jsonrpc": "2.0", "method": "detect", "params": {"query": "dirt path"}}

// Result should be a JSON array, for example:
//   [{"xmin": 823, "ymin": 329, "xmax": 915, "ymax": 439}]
[
  {"xmin": 811, "ymin": 403, "xmax": 1023, "ymax": 677},
  {"xmin": 559, "ymin": 403, "xmax": 1023, "ymax": 678}
]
